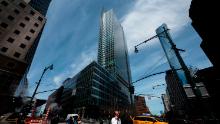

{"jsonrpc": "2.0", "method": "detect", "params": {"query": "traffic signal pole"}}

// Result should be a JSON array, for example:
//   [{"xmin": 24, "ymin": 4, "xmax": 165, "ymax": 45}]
[{"xmin": 27, "ymin": 64, "xmax": 53, "ymax": 117}]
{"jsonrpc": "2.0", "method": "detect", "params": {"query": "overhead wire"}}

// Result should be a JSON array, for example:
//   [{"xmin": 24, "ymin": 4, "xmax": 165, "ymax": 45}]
[
  {"xmin": 133, "ymin": 54, "xmax": 167, "ymax": 87},
  {"xmin": 143, "ymin": 54, "xmax": 167, "ymax": 76},
  {"xmin": 134, "ymin": 53, "xmax": 165, "ymax": 81}
]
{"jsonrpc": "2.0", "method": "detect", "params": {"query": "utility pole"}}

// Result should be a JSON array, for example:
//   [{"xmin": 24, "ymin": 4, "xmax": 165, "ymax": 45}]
[
  {"xmin": 160, "ymin": 25, "xmax": 207, "ymax": 119},
  {"xmin": 28, "ymin": 64, "xmax": 53, "ymax": 116},
  {"xmin": 134, "ymin": 24, "xmax": 196, "ymax": 97}
]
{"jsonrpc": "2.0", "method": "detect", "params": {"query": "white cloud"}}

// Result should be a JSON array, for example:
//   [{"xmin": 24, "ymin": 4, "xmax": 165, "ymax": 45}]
[
  {"xmin": 53, "ymin": 74, "xmax": 64, "ymax": 86},
  {"xmin": 52, "ymin": 47, "xmax": 96, "ymax": 86},
  {"xmin": 122, "ymin": 0, "xmax": 192, "ymax": 54},
  {"xmin": 70, "ymin": 50, "xmax": 96, "ymax": 76}
]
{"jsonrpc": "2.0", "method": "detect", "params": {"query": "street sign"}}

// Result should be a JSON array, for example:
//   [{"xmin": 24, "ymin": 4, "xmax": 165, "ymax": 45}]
[
  {"xmin": 30, "ymin": 119, "xmax": 43, "ymax": 124},
  {"xmin": 25, "ymin": 118, "xmax": 43, "ymax": 124}
]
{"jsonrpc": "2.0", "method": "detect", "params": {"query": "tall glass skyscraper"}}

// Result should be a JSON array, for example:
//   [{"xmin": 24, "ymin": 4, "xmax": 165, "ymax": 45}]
[
  {"xmin": 156, "ymin": 24, "xmax": 188, "ymax": 85},
  {"xmin": 98, "ymin": 9, "xmax": 131, "ymax": 84},
  {"xmin": 156, "ymin": 24, "xmax": 197, "ymax": 98},
  {"xmin": 45, "ymin": 9, "xmax": 133, "ymax": 118}
]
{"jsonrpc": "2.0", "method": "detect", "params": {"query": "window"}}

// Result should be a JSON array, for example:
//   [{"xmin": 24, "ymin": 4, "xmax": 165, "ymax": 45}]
[
  {"xmin": 146, "ymin": 118, "xmax": 156, "ymax": 122},
  {"xmin": 34, "ymin": 23, "xmax": 39, "ymax": 27},
  {"xmin": 14, "ymin": 52, "xmax": 21, "ymax": 58},
  {"xmin": 14, "ymin": 30, "xmax": 20, "ymax": 35},
  {"xmin": 7, "ymin": 15, "xmax": 15, "ymax": 21},
  {"xmin": 7, "ymin": 37, "xmax": 14, "ymax": 43},
  {"xmin": 25, "ymin": 36, "xmax": 31, "ymax": 41},
  {"xmin": 1, "ymin": 22, "xmax": 8, "ymax": 28},
  {"xmin": 38, "ymin": 16, "xmax": 43, "ymax": 21},
  {"xmin": 19, "ymin": 43, "xmax": 26, "ymax": 49},
  {"xmin": 19, "ymin": 23, "xmax": 25, "ymax": 28},
  {"xmin": 24, "ymin": 16, "xmax": 30, "ymax": 21},
  {"xmin": 14, "ymin": 9, "xmax": 20, "ymax": 14},
  {"xmin": 19, "ymin": 3, "xmax": 26, "ymax": 8},
  {"xmin": 30, "ymin": 10, "xmax": 35, "ymax": 15},
  {"xmin": 1, "ymin": 47, "xmax": 8, "ymax": 52},
  {"xmin": 30, "ymin": 29, "xmax": 35, "ymax": 34},
  {"xmin": 1, "ymin": 1, "xmax": 8, "ymax": 6}
]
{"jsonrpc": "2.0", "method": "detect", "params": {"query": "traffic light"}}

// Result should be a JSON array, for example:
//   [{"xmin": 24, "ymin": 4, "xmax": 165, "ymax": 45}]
[{"xmin": 135, "ymin": 46, "xmax": 139, "ymax": 53}]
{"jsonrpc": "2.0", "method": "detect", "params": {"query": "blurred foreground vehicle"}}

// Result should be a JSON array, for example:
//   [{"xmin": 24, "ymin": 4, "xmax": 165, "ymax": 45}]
[{"xmin": 133, "ymin": 115, "xmax": 168, "ymax": 124}]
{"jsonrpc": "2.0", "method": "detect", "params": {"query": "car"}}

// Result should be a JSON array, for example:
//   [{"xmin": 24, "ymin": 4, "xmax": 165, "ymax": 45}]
[
  {"xmin": 132, "ymin": 116, "xmax": 168, "ymax": 124},
  {"xmin": 66, "ymin": 114, "xmax": 81, "ymax": 124}
]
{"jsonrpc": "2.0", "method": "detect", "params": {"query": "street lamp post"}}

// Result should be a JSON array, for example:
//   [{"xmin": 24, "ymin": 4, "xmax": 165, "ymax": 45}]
[{"xmin": 28, "ymin": 64, "xmax": 53, "ymax": 115}]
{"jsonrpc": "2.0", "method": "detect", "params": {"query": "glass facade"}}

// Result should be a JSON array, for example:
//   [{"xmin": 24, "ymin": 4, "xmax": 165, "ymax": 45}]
[
  {"xmin": 60, "ymin": 61, "xmax": 131, "ymax": 118},
  {"xmin": 59, "ymin": 78, "xmax": 77, "ymax": 115},
  {"xmin": 98, "ymin": 9, "xmax": 131, "ymax": 84},
  {"xmin": 61, "ymin": 78, "xmax": 77, "ymax": 103},
  {"xmin": 156, "ymin": 24, "xmax": 187, "ymax": 85},
  {"xmin": 157, "ymin": 24, "xmax": 196, "ymax": 116}
]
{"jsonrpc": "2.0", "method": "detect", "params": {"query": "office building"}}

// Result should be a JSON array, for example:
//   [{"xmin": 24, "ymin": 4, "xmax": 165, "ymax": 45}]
[
  {"xmin": 189, "ymin": 0, "xmax": 219, "ymax": 71},
  {"xmin": 98, "ymin": 9, "xmax": 131, "ymax": 84},
  {"xmin": 58, "ymin": 61, "xmax": 131, "ymax": 119},
  {"xmin": 47, "ymin": 9, "xmax": 133, "ymax": 119},
  {"xmin": 0, "ymin": 0, "xmax": 46, "ymax": 114},
  {"xmin": 45, "ymin": 88, "xmax": 59, "ymax": 111},
  {"xmin": 59, "ymin": 78, "xmax": 77, "ymax": 115},
  {"xmin": 189, "ymin": 1, "xmax": 220, "ymax": 120},
  {"xmin": 29, "ymin": 0, "xmax": 52, "ymax": 16},
  {"xmin": 134, "ymin": 95, "xmax": 150, "ymax": 115},
  {"xmin": 165, "ymin": 69, "xmax": 211, "ymax": 119},
  {"xmin": 161, "ymin": 93, "xmax": 171, "ymax": 113},
  {"xmin": 156, "ymin": 24, "xmax": 197, "ymax": 100},
  {"xmin": 16, "ymin": 0, "xmax": 52, "ymax": 96},
  {"xmin": 0, "ymin": 0, "xmax": 46, "ymax": 95},
  {"xmin": 195, "ymin": 67, "xmax": 220, "ymax": 119},
  {"xmin": 165, "ymin": 70, "xmax": 188, "ymax": 117}
]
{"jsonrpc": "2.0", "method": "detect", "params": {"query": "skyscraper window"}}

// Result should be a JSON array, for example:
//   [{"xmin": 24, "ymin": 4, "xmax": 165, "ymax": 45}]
[
  {"xmin": 14, "ymin": 52, "xmax": 21, "ymax": 58},
  {"xmin": 19, "ymin": 3, "xmax": 26, "ymax": 8}
]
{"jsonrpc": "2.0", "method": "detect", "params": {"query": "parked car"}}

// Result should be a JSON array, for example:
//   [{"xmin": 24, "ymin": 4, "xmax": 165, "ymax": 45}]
[{"xmin": 132, "ymin": 115, "xmax": 168, "ymax": 124}]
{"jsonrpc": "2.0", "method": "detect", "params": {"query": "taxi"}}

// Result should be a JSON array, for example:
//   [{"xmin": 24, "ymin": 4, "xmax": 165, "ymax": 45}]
[{"xmin": 132, "ymin": 115, "xmax": 168, "ymax": 124}]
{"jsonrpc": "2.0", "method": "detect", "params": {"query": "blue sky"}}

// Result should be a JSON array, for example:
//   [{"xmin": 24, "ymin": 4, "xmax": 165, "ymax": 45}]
[{"xmin": 27, "ymin": 0, "xmax": 212, "ymax": 115}]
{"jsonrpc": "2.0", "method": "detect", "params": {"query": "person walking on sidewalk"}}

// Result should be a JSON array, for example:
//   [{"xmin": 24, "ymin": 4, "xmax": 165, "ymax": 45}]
[
  {"xmin": 66, "ymin": 116, "xmax": 74, "ymax": 124},
  {"xmin": 111, "ymin": 111, "xmax": 121, "ymax": 124}
]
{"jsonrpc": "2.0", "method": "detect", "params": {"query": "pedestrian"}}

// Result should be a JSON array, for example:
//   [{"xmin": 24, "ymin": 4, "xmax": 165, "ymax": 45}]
[
  {"xmin": 99, "ymin": 118, "xmax": 103, "ymax": 124},
  {"xmin": 17, "ymin": 113, "xmax": 25, "ymax": 124},
  {"xmin": 66, "ymin": 116, "xmax": 74, "ymax": 124},
  {"xmin": 111, "ymin": 111, "xmax": 121, "ymax": 124},
  {"xmin": 73, "ymin": 116, "xmax": 78, "ymax": 124}
]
